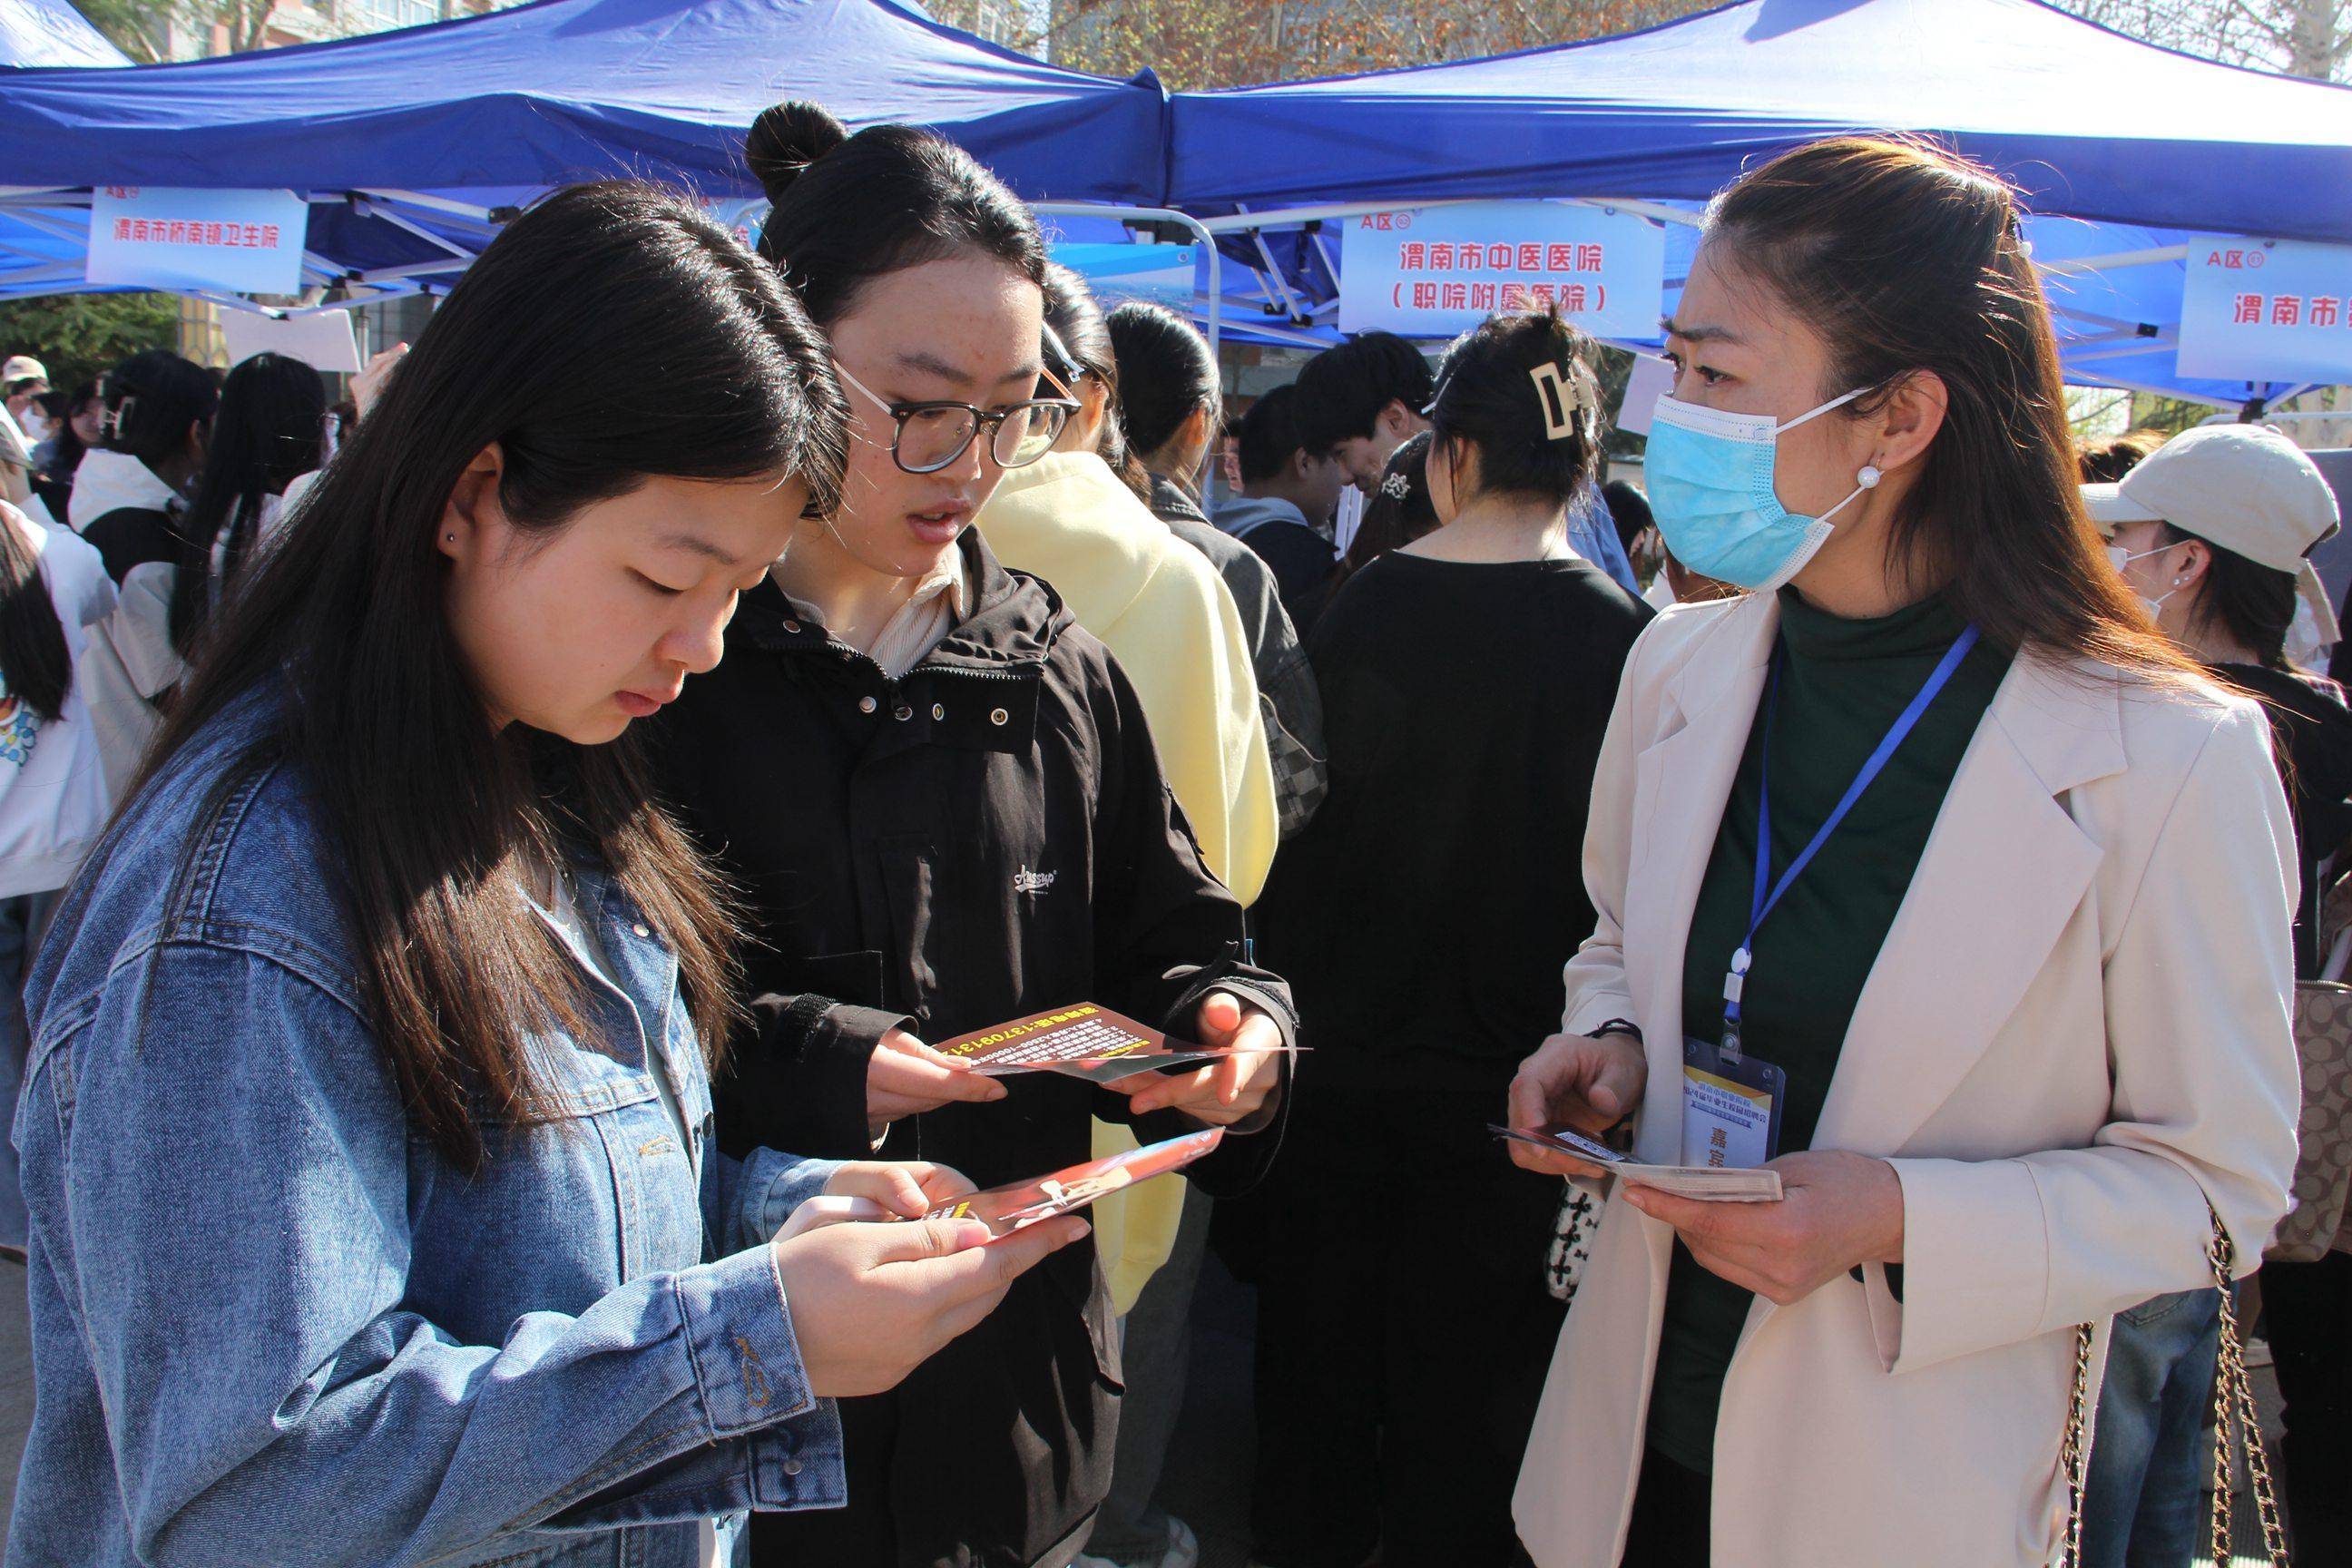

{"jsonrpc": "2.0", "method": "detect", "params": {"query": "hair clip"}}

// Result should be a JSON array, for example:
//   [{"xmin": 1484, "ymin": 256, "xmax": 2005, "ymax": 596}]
[
  {"xmin": 1378, "ymin": 472, "xmax": 1411, "ymax": 501},
  {"xmin": 1529, "ymin": 363, "xmax": 1594, "ymax": 442}
]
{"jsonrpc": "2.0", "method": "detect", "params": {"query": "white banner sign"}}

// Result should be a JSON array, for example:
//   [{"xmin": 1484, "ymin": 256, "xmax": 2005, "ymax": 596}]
[
  {"xmin": 2178, "ymin": 237, "xmax": 2352, "ymax": 385},
  {"xmin": 86, "ymin": 186, "xmax": 309, "ymax": 296},
  {"xmin": 220, "ymin": 309, "xmax": 362, "ymax": 375},
  {"xmin": 1338, "ymin": 201, "xmax": 1665, "ymax": 340}
]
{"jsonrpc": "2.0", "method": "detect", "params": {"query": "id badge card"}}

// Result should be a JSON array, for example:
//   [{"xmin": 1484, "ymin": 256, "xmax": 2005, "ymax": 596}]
[{"xmin": 1681, "ymin": 1037, "xmax": 1786, "ymax": 1170}]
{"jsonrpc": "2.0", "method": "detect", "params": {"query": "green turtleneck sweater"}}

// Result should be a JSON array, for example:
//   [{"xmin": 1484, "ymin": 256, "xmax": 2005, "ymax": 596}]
[{"xmin": 1646, "ymin": 587, "xmax": 2014, "ymax": 1475}]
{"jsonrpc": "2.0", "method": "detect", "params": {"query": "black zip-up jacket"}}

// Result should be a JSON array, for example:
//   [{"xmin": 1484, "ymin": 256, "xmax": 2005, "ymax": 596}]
[{"xmin": 649, "ymin": 529, "xmax": 1294, "ymax": 1568}]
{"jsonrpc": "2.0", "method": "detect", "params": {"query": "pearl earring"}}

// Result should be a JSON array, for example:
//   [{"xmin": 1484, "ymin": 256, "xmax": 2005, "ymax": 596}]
[{"xmin": 1857, "ymin": 464, "xmax": 1883, "ymax": 488}]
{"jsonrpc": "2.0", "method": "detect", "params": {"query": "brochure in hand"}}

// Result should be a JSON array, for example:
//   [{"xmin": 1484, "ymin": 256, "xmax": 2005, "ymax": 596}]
[
  {"xmin": 934, "ymin": 1002, "xmax": 1298, "ymax": 1084},
  {"xmin": 1489, "ymin": 1122, "xmax": 1785, "ymax": 1202},
  {"xmin": 923, "ymin": 1127, "xmax": 1227, "ymax": 1239}
]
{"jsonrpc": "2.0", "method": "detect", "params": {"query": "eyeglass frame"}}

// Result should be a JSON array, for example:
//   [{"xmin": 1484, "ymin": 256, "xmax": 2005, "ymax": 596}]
[{"xmin": 832, "ymin": 358, "xmax": 1082, "ymax": 476}]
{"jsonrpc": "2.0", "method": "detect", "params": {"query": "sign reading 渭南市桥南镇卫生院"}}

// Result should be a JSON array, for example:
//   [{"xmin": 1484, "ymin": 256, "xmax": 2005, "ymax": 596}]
[{"xmin": 86, "ymin": 187, "xmax": 310, "ymax": 297}]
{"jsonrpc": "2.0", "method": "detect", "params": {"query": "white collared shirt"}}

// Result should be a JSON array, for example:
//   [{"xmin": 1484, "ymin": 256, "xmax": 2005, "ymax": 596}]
[{"xmin": 786, "ymin": 554, "xmax": 971, "ymax": 679}]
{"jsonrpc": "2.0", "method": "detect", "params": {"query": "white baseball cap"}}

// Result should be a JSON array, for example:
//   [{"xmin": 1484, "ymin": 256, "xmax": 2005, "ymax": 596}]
[
  {"xmin": 1, "ymin": 356, "xmax": 45, "ymax": 387},
  {"xmin": 2083, "ymin": 423, "xmax": 2342, "ymax": 646}
]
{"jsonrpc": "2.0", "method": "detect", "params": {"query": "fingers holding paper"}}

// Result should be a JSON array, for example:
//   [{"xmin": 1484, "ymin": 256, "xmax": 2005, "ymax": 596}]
[
  {"xmin": 868, "ymin": 1027, "xmax": 1010, "ymax": 1127},
  {"xmin": 1106, "ymin": 990, "xmax": 1283, "ymax": 1125},
  {"xmin": 1621, "ymin": 1149, "xmax": 1906, "ymax": 1305},
  {"xmin": 1504, "ymin": 1030, "xmax": 1648, "ymax": 1179}
]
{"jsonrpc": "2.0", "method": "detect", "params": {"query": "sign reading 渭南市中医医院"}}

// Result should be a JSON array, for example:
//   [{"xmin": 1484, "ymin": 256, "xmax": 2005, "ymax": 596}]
[
  {"xmin": 1338, "ymin": 202, "xmax": 1665, "ymax": 340},
  {"xmin": 2177, "ymin": 237, "xmax": 2352, "ymax": 385},
  {"xmin": 86, "ymin": 187, "xmax": 309, "ymax": 297}
]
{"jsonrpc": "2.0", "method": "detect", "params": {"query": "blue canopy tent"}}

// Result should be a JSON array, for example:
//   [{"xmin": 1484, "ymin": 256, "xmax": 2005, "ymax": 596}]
[
  {"xmin": 1161, "ymin": 0, "xmax": 2352, "ymax": 407},
  {"xmin": 0, "ymin": 0, "xmax": 1164, "ymax": 309},
  {"xmin": 0, "ymin": 0, "xmax": 128, "ymax": 68}
]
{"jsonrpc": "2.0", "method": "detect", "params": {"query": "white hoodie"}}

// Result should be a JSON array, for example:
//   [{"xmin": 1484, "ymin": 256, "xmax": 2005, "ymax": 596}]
[
  {"xmin": 66, "ymin": 450, "xmax": 180, "ymax": 533},
  {"xmin": 0, "ymin": 504, "xmax": 118, "ymax": 897}
]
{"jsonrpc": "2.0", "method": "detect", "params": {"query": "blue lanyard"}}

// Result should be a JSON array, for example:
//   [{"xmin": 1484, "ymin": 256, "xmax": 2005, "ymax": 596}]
[{"xmin": 1720, "ymin": 622, "xmax": 1981, "ymax": 1058}]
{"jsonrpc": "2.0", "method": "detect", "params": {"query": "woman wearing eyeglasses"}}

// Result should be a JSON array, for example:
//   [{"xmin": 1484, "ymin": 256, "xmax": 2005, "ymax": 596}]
[{"xmin": 648, "ymin": 102, "xmax": 1295, "ymax": 1568}]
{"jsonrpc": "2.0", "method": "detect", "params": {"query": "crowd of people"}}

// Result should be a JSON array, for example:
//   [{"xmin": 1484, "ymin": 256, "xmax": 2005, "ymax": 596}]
[{"xmin": 0, "ymin": 111, "xmax": 2339, "ymax": 1568}]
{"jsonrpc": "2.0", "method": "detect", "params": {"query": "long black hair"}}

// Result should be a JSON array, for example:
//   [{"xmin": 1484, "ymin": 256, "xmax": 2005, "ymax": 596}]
[
  {"xmin": 169, "ymin": 352, "xmax": 326, "ymax": 656},
  {"xmin": 2160, "ymin": 522, "xmax": 2300, "ymax": 671},
  {"xmin": 1706, "ymin": 136, "xmax": 2191, "ymax": 679},
  {"xmin": 98, "ymin": 349, "xmax": 217, "ymax": 484},
  {"xmin": 1040, "ymin": 261, "xmax": 1152, "ymax": 503},
  {"xmin": 747, "ymin": 100, "xmax": 1047, "ymax": 330},
  {"xmin": 128, "ymin": 181, "xmax": 848, "ymax": 1169}
]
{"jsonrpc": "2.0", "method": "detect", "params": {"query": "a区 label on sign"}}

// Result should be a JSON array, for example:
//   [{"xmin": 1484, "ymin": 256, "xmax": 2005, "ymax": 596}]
[
  {"xmin": 1338, "ymin": 201, "xmax": 1666, "ymax": 339},
  {"xmin": 2177, "ymin": 236, "xmax": 2352, "ymax": 384},
  {"xmin": 87, "ymin": 187, "xmax": 309, "ymax": 297}
]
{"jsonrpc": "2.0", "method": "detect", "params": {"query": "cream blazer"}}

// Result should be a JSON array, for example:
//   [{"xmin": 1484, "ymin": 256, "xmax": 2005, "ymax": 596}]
[{"xmin": 1514, "ymin": 591, "xmax": 2301, "ymax": 1568}]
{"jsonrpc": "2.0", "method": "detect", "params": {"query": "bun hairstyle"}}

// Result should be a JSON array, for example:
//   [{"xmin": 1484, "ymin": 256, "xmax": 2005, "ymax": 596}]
[
  {"xmin": 1426, "ymin": 307, "xmax": 1601, "ymax": 506},
  {"xmin": 1104, "ymin": 302, "xmax": 1221, "ymax": 471},
  {"xmin": 100, "ymin": 348, "xmax": 217, "ymax": 471},
  {"xmin": 1040, "ymin": 262, "xmax": 1153, "ymax": 503},
  {"xmin": 1704, "ymin": 134, "xmax": 2190, "ymax": 677},
  {"xmin": 746, "ymin": 99, "xmax": 1047, "ymax": 328}
]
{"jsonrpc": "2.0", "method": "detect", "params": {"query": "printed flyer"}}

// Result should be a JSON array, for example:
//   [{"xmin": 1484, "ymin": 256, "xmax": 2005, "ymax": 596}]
[
  {"xmin": 924, "ymin": 1128, "xmax": 1227, "ymax": 1238},
  {"xmin": 935, "ymin": 1002, "xmax": 1296, "ymax": 1084},
  {"xmin": 1489, "ymin": 1123, "xmax": 1785, "ymax": 1202}
]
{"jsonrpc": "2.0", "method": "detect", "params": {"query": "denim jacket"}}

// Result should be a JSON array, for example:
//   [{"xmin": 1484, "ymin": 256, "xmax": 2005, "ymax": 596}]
[{"xmin": 8, "ymin": 690, "xmax": 848, "ymax": 1568}]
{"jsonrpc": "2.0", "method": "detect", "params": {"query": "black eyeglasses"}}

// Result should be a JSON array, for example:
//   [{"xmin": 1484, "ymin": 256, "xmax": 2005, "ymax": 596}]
[{"xmin": 835, "ymin": 360, "xmax": 1078, "ymax": 475}]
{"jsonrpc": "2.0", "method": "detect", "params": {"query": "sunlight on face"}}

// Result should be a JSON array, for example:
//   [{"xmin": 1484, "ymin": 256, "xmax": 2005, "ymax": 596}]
[
  {"xmin": 1661, "ymin": 246, "xmax": 1881, "ymax": 524},
  {"xmin": 822, "ymin": 255, "xmax": 1046, "ymax": 581},
  {"xmin": 443, "ymin": 472, "xmax": 808, "ymax": 743}
]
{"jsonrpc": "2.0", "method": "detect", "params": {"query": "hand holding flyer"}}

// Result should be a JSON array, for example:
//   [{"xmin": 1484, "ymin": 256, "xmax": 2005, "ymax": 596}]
[
  {"xmin": 922, "ymin": 1128, "xmax": 1226, "ymax": 1240},
  {"xmin": 1489, "ymin": 1122, "xmax": 1784, "ymax": 1202},
  {"xmin": 934, "ymin": 1002, "xmax": 1299, "ymax": 1085}
]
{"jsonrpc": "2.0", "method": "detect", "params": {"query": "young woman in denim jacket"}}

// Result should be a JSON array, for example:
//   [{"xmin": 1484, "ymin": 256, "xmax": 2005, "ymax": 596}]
[{"xmin": 6, "ymin": 182, "xmax": 1084, "ymax": 1568}]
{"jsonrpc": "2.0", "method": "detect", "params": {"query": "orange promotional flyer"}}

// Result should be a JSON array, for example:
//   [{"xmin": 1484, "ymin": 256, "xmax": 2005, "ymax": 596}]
[
  {"xmin": 922, "ymin": 1128, "xmax": 1227, "ymax": 1238},
  {"xmin": 934, "ymin": 1002, "xmax": 1298, "ymax": 1084}
]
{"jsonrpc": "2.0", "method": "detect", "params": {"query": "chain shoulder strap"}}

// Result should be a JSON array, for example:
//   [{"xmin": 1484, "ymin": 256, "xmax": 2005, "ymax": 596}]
[
  {"xmin": 2208, "ymin": 1213, "xmax": 2290, "ymax": 1567},
  {"xmin": 2057, "ymin": 1207, "xmax": 2289, "ymax": 1567}
]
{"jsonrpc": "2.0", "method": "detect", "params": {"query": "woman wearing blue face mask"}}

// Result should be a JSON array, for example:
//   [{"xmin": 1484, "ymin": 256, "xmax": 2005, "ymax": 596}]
[{"xmin": 1503, "ymin": 137, "xmax": 2299, "ymax": 1568}]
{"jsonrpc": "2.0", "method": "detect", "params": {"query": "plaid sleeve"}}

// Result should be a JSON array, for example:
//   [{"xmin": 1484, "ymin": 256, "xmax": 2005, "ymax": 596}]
[{"xmin": 1259, "ymin": 646, "xmax": 1328, "ymax": 841}]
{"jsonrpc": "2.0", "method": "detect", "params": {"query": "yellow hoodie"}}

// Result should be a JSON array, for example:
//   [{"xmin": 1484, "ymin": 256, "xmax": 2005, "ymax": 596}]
[
  {"xmin": 978, "ymin": 451, "xmax": 1277, "ymax": 902},
  {"xmin": 976, "ymin": 450, "xmax": 1279, "ymax": 1312}
]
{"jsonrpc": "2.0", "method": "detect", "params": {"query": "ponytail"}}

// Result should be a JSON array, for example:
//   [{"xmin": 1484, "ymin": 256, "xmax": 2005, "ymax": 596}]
[{"xmin": 1040, "ymin": 264, "xmax": 1154, "ymax": 503}]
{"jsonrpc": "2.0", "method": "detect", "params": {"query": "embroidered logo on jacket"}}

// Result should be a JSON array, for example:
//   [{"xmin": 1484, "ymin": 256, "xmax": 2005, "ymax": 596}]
[{"xmin": 1013, "ymin": 867, "xmax": 1058, "ymax": 896}]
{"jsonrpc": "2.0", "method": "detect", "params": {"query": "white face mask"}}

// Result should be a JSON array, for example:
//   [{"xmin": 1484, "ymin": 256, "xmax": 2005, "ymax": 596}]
[{"xmin": 2106, "ymin": 541, "xmax": 2185, "ymax": 622}]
